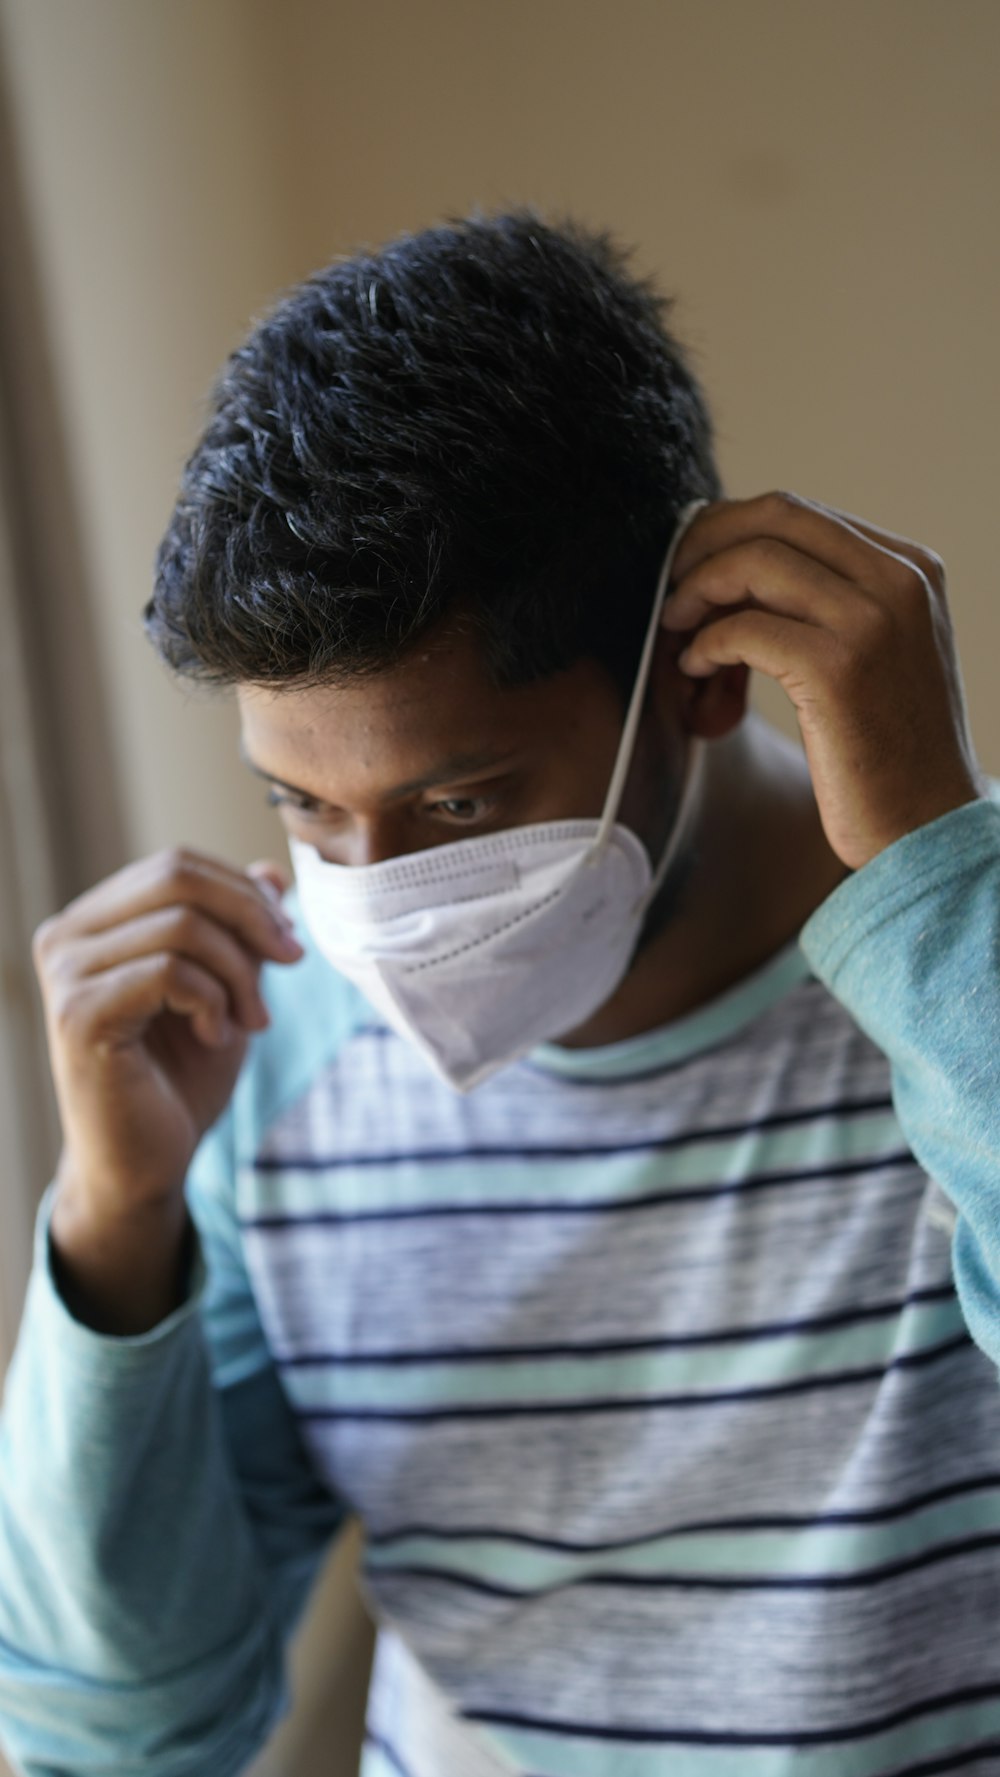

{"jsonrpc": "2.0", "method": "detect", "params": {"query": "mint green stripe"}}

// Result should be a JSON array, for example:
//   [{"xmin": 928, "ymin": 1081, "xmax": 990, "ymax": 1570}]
[
  {"xmin": 531, "ymin": 941, "xmax": 812, "ymax": 1079},
  {"xmin": 366, "ymin": 1487, "xmax": 1000, "ymax": 1589},
  {"xmin": 484, "ymin": 1696, "xmax": 1000, "ymax": 1777},
  {"xmin": 285, "ymin": 1295, "xmax": 964, "ymax": 1413},
  {"xmin": 242, "ymin": 1108, "xmax": 905, "ymax": 1218},
  {"xmin": 357, "ymin": 1746, "xmax": 400, "ymax": 1777}
]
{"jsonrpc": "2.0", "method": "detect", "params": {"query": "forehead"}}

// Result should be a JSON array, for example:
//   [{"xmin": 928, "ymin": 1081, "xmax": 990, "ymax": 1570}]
[{"xmin": 236, "ymin": 623, "xmax": 621, "ymax": 795}]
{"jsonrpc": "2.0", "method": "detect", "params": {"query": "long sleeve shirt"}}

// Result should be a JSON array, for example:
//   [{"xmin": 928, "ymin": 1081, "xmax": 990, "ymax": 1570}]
[{"xmin": 2, "ymin": 793, "xmax": 1000, "ymax": 1777}]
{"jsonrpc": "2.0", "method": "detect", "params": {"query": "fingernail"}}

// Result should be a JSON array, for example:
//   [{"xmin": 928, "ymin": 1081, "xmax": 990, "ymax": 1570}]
[
  {"xmin": 273, "ymin": 925, "xmax": 305, "ymax": 957},
  {"xmin": 257, "ymin": 877, "xmax": 293, "ymax": 918}
]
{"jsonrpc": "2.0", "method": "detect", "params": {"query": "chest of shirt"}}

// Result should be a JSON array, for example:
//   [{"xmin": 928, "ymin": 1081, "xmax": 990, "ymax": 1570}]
[{"xmin": 237, "ymin": 1000, "xmax": 961, "ymax": 1552}]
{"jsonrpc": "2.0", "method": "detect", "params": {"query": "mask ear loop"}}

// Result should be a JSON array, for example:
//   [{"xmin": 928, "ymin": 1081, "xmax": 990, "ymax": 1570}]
[{"xmin": 589, "ymin": 498, "xmax": 710, "ymax": 861}]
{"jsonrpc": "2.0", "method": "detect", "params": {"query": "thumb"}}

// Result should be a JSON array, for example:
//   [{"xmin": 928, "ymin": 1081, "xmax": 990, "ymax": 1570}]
[{"xmin": 246, "ymin": 857, "xmax": 293, "ymax": 912}]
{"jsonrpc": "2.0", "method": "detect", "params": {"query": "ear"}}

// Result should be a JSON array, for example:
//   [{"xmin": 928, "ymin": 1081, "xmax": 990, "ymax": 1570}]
[
  {"xmin": 652, "ymin": 630, "xmax": 750, "ymax": 741},
  {"xmin": 682, "ymin": 660, "xmax": 750, "ymax": 739}
]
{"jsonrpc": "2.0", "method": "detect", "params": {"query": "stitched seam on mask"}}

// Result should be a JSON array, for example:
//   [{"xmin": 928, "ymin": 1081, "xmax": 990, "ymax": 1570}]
[
  {"xmin": 317, "ymin": 824, "xmax": 601, "ymax": 896},
  {"xmin": 319, "ymin": 834, "xmax": 609, "ymax": 908},
  {"xmin": 315, "ymin": 860, "xmax": 507, "ymax": 898},
  {"xmin": 403, "ymin": 886, "xmax": 566, "ymax": 973},
  {"xmin": 360, "ymin": 883, "xmax": 537, "ymax": 916},
  {"xmin": 334, "ymin": 875, "xmax": 521, "ymax": 914}
]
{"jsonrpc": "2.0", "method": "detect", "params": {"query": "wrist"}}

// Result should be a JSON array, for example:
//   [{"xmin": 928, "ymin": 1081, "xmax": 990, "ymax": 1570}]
[{"xmin": 49, "ymin": 1165, "xmax": 194, "ymax": 1337}]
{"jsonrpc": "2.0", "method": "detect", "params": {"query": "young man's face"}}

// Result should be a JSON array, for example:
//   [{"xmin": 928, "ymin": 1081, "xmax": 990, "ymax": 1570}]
[{"xmin": 237, "ymin": 618, "xmax": 687, "ymax": 871}]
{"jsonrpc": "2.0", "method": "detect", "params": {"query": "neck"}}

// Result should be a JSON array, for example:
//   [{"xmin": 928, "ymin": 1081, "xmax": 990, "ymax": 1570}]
[{"xmin": 553, "ymin": 714, "xmax": 849, "ymax": 1050}]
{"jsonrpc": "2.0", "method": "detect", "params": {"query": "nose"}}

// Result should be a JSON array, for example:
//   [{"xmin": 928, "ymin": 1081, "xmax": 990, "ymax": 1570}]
[{"xmin": 331, "ymin": 817, "xmax": 412, "ymax": 869}]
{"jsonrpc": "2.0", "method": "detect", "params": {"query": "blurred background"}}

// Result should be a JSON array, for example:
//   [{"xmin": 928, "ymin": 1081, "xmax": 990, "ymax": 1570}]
[{"xmin": 0, "ymin": 1, "xmax": 996, "ymax": 1772}]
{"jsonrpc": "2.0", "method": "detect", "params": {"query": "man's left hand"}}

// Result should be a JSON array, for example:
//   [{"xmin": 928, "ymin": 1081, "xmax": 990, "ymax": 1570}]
[{"xmin": 664, "ymin": 491, "xmax": 984, "ymax": 870}]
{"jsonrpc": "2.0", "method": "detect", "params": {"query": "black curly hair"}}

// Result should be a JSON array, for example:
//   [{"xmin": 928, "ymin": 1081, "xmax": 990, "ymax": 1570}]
[{"xmin": 145, "ymin": 208, "xmax": 722, "ymax": 699}]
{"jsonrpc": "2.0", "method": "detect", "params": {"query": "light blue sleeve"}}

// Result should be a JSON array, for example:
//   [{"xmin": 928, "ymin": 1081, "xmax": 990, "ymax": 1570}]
[
  {"xmin": 0, "ymin": 1088, "xmax": 346, "ymax": 1775},
  {"xmin": 799, "ymin": 792, "xmax": 1000, "ymax": 1371}
]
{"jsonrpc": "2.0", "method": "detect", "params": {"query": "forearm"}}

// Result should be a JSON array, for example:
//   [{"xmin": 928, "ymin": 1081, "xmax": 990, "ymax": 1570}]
[
  {"xmin": 801, "ymin": 795, "xmax": 1000, "ymax": 1360},
  {"xmin": 48, "ymin": 1155, "xmax": 196, "ymax": 1336},
  {"xmin": 0, "ymin": 1182, "xmax": 285, "ymax": 1774}
]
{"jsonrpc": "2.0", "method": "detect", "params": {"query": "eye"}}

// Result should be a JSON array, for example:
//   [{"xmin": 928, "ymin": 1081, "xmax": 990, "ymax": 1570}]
[
  {"xmin": 428, "ymin": 796, "xmax": 493, "ymax": 825},
  {"xmin": 265, "ymin": 787, "xmax": 325, "ymax": 817}
]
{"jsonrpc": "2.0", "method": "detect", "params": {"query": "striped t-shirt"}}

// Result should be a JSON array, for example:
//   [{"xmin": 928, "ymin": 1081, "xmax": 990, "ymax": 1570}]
[{"xmin": 2, "ymin": 795, "xmax": 1000, "ymax": 1777}]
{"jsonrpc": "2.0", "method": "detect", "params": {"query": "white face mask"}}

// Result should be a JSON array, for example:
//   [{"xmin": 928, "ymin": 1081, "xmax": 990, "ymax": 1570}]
[{"xmin": 290, "ymin": 500, "xmax": 708, "ymax": 1091}]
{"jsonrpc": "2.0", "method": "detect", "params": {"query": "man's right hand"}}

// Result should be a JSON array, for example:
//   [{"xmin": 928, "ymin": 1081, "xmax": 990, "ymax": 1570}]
[{"xmin": 31, "ymin": 847, "xmax": 305, "ymax": 1331}]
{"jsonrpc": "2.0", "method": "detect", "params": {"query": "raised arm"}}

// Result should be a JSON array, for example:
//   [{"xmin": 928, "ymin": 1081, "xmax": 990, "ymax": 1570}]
[
  {"xmin": 0, "ymin": 847, "xmax": 345, "ymax": 1774},
  {"xmin": 800, "ymin": 793, "xmax": 1000, "ymax": 1370}
]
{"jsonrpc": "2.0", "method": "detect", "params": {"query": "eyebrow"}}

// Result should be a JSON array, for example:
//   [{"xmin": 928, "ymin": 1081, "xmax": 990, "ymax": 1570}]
[{"xmin": 238, "ymin": 742, "xmax": 517, "ymax": 805}]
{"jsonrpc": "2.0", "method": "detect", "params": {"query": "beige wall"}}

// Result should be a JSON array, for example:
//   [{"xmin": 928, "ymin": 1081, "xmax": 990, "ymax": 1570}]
[
  {"xmin": 0, "ymin": 2, "xmax": 997, "ymax": 1773},
  {"xmin": 254, "ymin": 0, "xmax": 1000, "ymax": 768}
]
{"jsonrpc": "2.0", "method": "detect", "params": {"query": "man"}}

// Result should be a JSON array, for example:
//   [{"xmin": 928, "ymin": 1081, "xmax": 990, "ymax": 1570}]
[{"xmin": 1, "ymin": 210, "xmax": 998, "ymax": 1776}]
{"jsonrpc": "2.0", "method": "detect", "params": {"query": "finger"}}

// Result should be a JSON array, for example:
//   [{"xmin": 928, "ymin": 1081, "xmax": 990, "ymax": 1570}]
[
  {"xmin": 820, "ymin": 503, "xmax": 946, "ymax": 590},
  {"xmin": 670, "ymin": 490, "xmax": 910, "ymax": 594},
  {"xmin": 661, "ymin": 537, "xmax": 860, "ymax": 635},
  {"xmin": 247, "ymin": 859, "xmax": 294, "ymax": 917},
  {"xmin": 66, "ymin": 907, "xmax": 271, "ymax": 1033},
  {"xmin": 677, "ymin": 607, "xmax": 834, "ymax": 693},
  {"xmin": 58, "ymin": 848, "xmax": 303, "ymax": 962},
  {"xmin": 53, "ymin": 953, "xmax": 236, "ymax": 1052}
]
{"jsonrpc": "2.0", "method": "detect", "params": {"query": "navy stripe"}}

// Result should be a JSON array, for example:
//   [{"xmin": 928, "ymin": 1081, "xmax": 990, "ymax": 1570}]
[
  {"xmin": 275, "ymin": 1281, "xmax": 956, "ymax": 1369},
  {"xmin": 364, "ymin": 1730, "xmax": 413, "ymax": 1777},
  {"xmin": 461, "ymin": 1680, "xmax": 1000, "ymax": 1748},
  {"xmin": 366, "ymin": 1467, "xmax": 1000, "ymax": 1553},
  {"xmin": 296, "ymin": 1330, "xmax": 972, "ymax": 1423},
  {"xmin": 890, "ymin": 1742, "xmax": 1000, "ymax": 1777},
  {"xmin": 252, "ymin": 1092, "xmax": 895, "ymax": 1171},
  {"xmin": 373, "ymin": 1529, "xmax": 1000, "ymax": 1598},
  {"xmin": 891, "ymin": 1741, "xmax": 1000, "ymax": 1769},
  {"xmin": 243, "ymin": 1147, "xmax": 917, "ymax": 1231}
]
